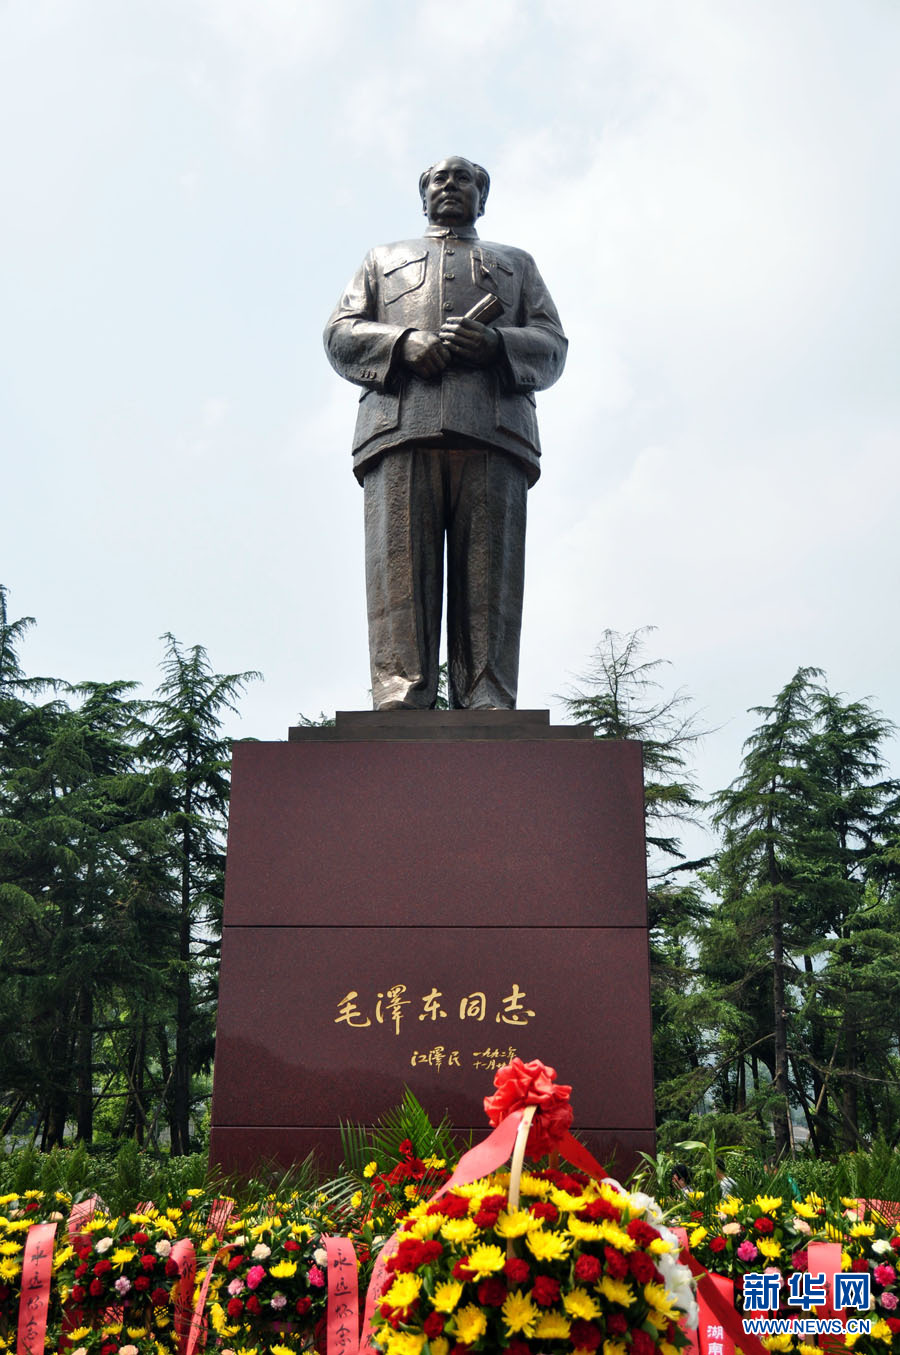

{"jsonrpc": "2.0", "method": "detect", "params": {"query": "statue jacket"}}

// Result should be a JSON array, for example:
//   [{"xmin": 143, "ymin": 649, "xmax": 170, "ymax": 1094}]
[{"xmin": 324, "ymin": 224, "xmax": 567, "ymax": 485}]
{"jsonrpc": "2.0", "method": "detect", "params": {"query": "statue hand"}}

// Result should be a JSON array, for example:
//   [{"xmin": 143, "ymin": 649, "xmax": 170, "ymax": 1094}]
[
  {"xmin": 400, "ymin": 329, "xmax": 451, "ymax": 377},
  {"xmin": 438, "ymin": 317, "xmax": 501, "ymax": 367}
]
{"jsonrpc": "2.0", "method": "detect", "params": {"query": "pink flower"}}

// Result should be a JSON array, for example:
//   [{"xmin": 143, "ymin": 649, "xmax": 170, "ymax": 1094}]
[
  {"xmin": 246, "ymin": 1265, "xmax": 267, "ymax": 1290},
  {"xmin": 227, "ymin": 1277, "xmax": 244, "ymax": 1296},
  {"xmin": 792, "ymin": 1218, "xmax": 811, "ymax": 1234},
  {"xmin": 875, "ymin": 1265, "xmax": 897, "ymax": 1286},
  {"xmin": 737, "ymin": 1241, "xmax": 758, "ymax": 1262},
  {"xmin": 879, "ymin": 1292, "xmax": 899, "ymax": 1310},
  {"xmin": 307, "ymin": 1265, "xmax": 326, "ymax": 1288},
  {"xmin": 270, "ymin": 1293, "xmax": 288, "ymax": 1310},
  {"xmin": 114, "ymin": 1276, "xmax": 132, "ymax": 1296}
]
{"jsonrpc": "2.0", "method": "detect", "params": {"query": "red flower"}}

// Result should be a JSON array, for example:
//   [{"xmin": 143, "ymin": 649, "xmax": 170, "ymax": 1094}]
[
  {"xmin": 505, "ymin": 1257, "xmax": 530, "ymax": 1284},
  {"xmin": 25, "ymin": 1201, "xmax": 39, "ymax": 1213},
  {"xmin": 450, "ymin": 1345, "xmax": 471, "ymax": 1355},
  {"xmin": 452, "ymin": 1259, "xmax": 474, "ymax": 1282},
  {"xmin": 246, "ymin": 1295, "xmax": 262, "ymax": 1315},
  {"xmin": 227, "ymin": 1297, "xmax": 244, "ymax": 1317},
  {"xmin": 71, "ymin": 1285, "xmax": 87, "ymax": 1304},
  {"xmin": 570, "ymin": 1320, "xmax": 602, "ymax": 1350},
  {"xmin": 628, "ymin": 1251, "xmax": 657, "ymax": 1284},
  {"xmin": 483, "ymin": 1058, "xmax": 574, "ymax": 1156},
  {"xmin": 296, "ymin": 1297, "xmax": 312, "ymax": 1315},
  {"xmin": 607, "ymin": 1314, "xmax": 628, "ymax": 1336},
  {"xmin": 140, "ymin": 1254, "xmax": 156, "ymax": 1271},
  {"xmin": 74, "ymin": 1263, "xmax": 88, "ymax": 1279},
  {"xmin": 284, "ymin": 1239, "xmax": 301, "ymax": 1251},
  {"xmin": 792, "ymin": 1251, "xmax": 808, "ymax": 1271},
  {"xmin": 529, "ymin": 1201, "xmax": 559, "ymax": 1223},
  {"xmin": 892, "ymin": 1238, "xmax": 900, "ymax": 1253},
  {"xmin": 604, "ymin": 1248, "xmax": 629, "ymax": 1281},
  {"xmin": 574, "ymin": 1254, "xmax": 602, "ymax": 1283},
  {"xmin": 474, "ymin": 1208, "xmax": 500, "ymax": 1228},
  {"xmin": 532, "ymin": 1276, "xmax": 561, "ymax": 1306},
  {"xmin": 627, "ymin": 1219, "xmax": 659, "ymax": 1246},
  {"xmin": 101, "ymin": 1344, "xmax": 117, "ymax": 1355},
  {"xmin": 151, "ymin": 1287, "xmax": 169, "ymax": 1306},
  {"xmin": 228, "ymin": 1254, "xmax": 246, "ymax": 1270},
  {"xmin": 431, "ymin": 1194, "xmax": 469, "ymax": 1219},
  {"xmin": 165, "ymin": 1258, "xmax": 180, "ymax": 1278},
  {"xmin": 132, "ymin": 1231, "xmax": 149, "ymax": 1246},
  {"xmin": 506, "ymin": 1343, "xmax": 532, "ymax": 1355},
  {"xmin": 710, "ymin": 1236, "xmax": 728, "ymax": 1253},
  {"xmin": 133, "ymin": 1275, "xmax": 150, "ymax": 1291},
  {"xmin": 690, "ymin": 1211, "xmax": 704, "ymax": 1222},
  {"xmin": 424, "ymin": 1313, "xmax": 446, "ymax": 1339},
  {"xmin": 754, "ymin": 1218, "xmax": 774, "ymax": 1234},
  {"xmin": 886, "ymin": 1319, "xmax": 900, "ymax": 1335},
  {"xmin": 632, "ymin": 1330, "xmax": 655, "ymax": 1355},
  {"xmin": 399, "ymin": 1138, "xmax": 414, "ymax": 1156},
  {"xmin": 581, "ymin": 1198, "xmax": 620, "ymax": 1223},
  {"xmin": 478, "ymin": 1278, "xmax": 507, "ymax": 1307},
  {"xmin": 89, "ymin": 1278, "xmax": 105, "ymax": 1297},
  {"xmin": 93, "ymin": 1259, "xmax": 112, "ymax": 1275}
]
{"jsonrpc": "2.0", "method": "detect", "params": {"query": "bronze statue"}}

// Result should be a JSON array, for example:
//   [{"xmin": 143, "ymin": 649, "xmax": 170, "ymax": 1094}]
[{"xmin": 325, "ymin": 156, "xmax": 567, "ymax": 710}]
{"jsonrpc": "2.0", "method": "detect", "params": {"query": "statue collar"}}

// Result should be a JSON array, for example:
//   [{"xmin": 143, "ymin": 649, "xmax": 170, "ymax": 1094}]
[{"xmin": 423, "ymin": 224, "xmax": 480, "ymax": 239}]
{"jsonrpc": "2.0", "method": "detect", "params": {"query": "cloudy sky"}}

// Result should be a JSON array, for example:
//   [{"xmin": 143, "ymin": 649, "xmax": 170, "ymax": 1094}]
[{"xmin": 3, "ymin": 0, "xmax": 899, "ymax": 844}]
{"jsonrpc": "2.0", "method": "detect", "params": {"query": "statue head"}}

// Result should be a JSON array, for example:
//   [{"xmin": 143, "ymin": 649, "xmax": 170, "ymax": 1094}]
[{"xmin": 419, "ymin": 156, "xmax": 490, "ymax": 226}]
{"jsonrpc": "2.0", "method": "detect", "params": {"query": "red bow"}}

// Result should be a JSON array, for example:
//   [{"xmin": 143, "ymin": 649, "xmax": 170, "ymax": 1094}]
[{"xmin": 483, "ymin": 1058, "xmax": 574, "ymax": 1157}]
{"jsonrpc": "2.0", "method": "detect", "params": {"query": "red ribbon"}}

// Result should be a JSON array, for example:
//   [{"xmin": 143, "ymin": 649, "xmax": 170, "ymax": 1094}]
[
  {"xmin": 808, "ymin": 1241, "xmax": 845, "ymax": 1354},
  {"xmin": 17, "ymin": 1221, "xmax": 58, "ymax": 1355},
  {"xmin": 171, "ymin": 1198, "xmax": 235, "ymax": 1355},
  {"xmin": 676, "ymin": 1236, "xmax": 769, "ymax": 1355},
  {"xmin": 325, "ymin": 1236, "xmax": 359, "ymax": 1355}
]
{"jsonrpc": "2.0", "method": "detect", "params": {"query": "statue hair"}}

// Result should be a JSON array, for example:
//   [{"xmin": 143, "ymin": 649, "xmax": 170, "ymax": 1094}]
[{"xmin": 419, "ymin": 159, "xmax": 490, "ymax": 217}]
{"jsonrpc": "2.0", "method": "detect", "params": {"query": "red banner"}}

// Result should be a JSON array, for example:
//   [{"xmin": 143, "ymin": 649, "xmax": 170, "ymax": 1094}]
[
  {"xmin": 17, "ymin": 1221, "xmax": 58, "ymax": 1355},
  {"xmin": 325, "ymin": 1236, "xmax": 359, "ymax": 1355}
]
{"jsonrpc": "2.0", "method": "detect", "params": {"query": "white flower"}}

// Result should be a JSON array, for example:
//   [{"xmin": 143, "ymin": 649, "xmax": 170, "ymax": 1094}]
[
  {"xmin": 94, "ymin": 1237, "xmax": 114, "ymax": 1254},
  {"xmin": 314, "ymin": 1247, "xmax": 328, "ymax": 1267},
  {"xmin": 155, "ymin": 1240, "xmax": 172, "ymax": 1258},
  {"xmin": 251, "ymin": 1243, "xmax": 271, "ymax": 1260},
  {"xmin": 873, "ymin": 1239, "xmax": 893, "ymax": 1255}
]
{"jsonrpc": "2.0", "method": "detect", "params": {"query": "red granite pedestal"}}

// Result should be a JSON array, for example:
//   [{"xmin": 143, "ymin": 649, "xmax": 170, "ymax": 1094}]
[{"xmin": 209, "ymin": 710, "xmax": 655, "ymax": 1177}]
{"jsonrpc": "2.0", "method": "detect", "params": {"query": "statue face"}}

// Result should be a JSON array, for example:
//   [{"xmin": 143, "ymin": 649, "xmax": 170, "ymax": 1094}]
[{"xmin": 424, "ymin": 157, "xmax": 481, "ymax": 227}]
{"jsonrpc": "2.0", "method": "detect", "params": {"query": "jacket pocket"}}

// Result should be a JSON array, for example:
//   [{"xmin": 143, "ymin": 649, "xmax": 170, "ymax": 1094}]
[
  {"xmin": 382, "ymin": 253, "xmax": 427, "ymax": 304},
  {"xmin": 355, "ymin": 388, "xmax": 402, "ymax": 446},
  {"xmin": 471, "ymin": 249, "xmax": 515, "ymax": 308}
]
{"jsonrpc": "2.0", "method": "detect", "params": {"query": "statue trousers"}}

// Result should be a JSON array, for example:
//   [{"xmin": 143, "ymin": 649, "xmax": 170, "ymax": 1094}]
[{"xmin": 363, "ymin": 446, "xmax": 529, "ymax": 710}]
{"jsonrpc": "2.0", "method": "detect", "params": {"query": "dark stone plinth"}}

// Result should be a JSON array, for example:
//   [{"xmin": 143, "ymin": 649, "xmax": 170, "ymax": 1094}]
[
  {"xmin": 289, "ymin": 710, "xmax": 596, "ymax": 741},
  {"xmin": 210, "ymin": 713, "xmax": 655, "ymax": 1178}
]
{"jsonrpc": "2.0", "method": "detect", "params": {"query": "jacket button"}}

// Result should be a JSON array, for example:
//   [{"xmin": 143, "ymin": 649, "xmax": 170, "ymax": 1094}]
[
  {"xmin": 443, "ymin": 301, "xmax": 453, "ymax": 311},
  {"xmin": 445, "ymin": 248, "xmax": 455, "ymax": 256},
  {"xmin": 444, "ymin": 272, "xmax": 455, "ymax": 280}
]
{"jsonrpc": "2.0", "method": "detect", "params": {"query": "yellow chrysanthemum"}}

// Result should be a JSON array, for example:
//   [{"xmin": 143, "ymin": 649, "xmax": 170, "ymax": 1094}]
[
  {"xmin": 799, "ymin": 1344, "xmax": 819, "ymax": 1355},
  {"xmin": 526, "ymin": 1228, "xmax": 572, "ymax": 1262},
  {"xmin": 101, "ymin": 1321, "xmax": 123, "ymax": 1336},
  {"xmin": 211, "ymin": 1303, "xmax": 227, "ymax": 1335},
  {"xmin": 568, "ymin": 1217, "xmax": 606, "ymax": 1242},
  {"xmin": 599, "ymin": 1182, "xmax": 625, "ymax": 1210},
  {"xmin": 871, "ymin": 1320, "xmax": 893, "ymax": 1344},
  {"xmin": 824, "ymin": 1222, "xmax": 844, "ymax": 1242},
  {"xmin": 423, "ymin": 1155, "xmax": 446, "ymax": 1170},
  {"xmin": 761, "ymin": 1335, "xmax": 793, "ymax": 1351},
  {"xmin": 271, "ymin": 1346, "xmax": 296, "ymax": 1355},
  {"xmin": 534, "ymin": 1311, "xmax": 571, "ymax": 1340},
  {"xmin": 563, "ymin": 1287, "xmax": 601, "ymax": 1321},
  {"xmin": 384, "ymin": 1273, "xmax": 422, "ymax": 1308},
  {"xmin": 718, "ymin": 1197, "xmax": 741, "ymax": 1217},
  {"xmin": 23, "ymin": 1191, "xmax": 43, "ymax": 1200},
  {"xmin": 0, "ymin": 1260, "xmax": 21, "ymax": 1282},
  {"xmin": 464, "ymin": 1243, "xmax": 506, "ymax": 1280},
  {"xmin": 551, "ymin": 1188, "xmax": 591, "ymax": 1211},
  {"xmin": 757, "ymin": 1238, "xmax": 782, "ymax": 1259},
  {"xmin": 604, "ymin": 1341, "xmax": 628, "ymax": 1355},
  {"xmin": 66, "ymin": 1328, "xmax": 93, "ymax": 1343},
  {"xmin": 518, "ymin": 1172, "xmax": 552, "ymax": 1197},
  {"xmin": 755, "ymin": 1195, "xmax": 783, "ymax": 1214},
  {"xmin": 659, "ymin": 1343, "xmax": 680, "ymax": 1355},
  {"xmin": 596, "ymin": 1221, "xmax": 636, "ymax": 1252},
  {"xmin": 127, "ymin": 1326, "xmax": 148, "ymax": 1339},
  {"xmin": 430, "ymin": 1339, "xmax": 449, "ymax": 1355},
  {"xmin": 501, "ymin": 1289, "xmax": 539, "ymax": 1337},
  {"xmin": 495, "ymin": 1209, "xmax": 532, "ymax": 1237},
  {"xmin": 432, "ymin": 1280, "xmax": 464, "ymax": 1313},
  {"xmin": 0, "ymin": 1243, "xmax": 22, "ymax": 1255},
  {"xmin": 844, "ymin": 1333, "xmax": 860, "ymax": 1348},
  {"xmin": 842, "ymin": 1250, "xmax": 852, "ymax": 1269},
  {"xmin": 351, "ymin": 1192, "xmax": 363, "ymax": 1209},
  {"xmin": 644, "ymin": 1283, "xmax": 678, "ymax": 1318},
  {"xmin": 452, "ymin": 1304, "xmax": 488, "ymax": 1345},
  {"xmin": 165, "ymin": 1208, "xmax": 182, "ymax": 1221},
  {"xmin": 793, "ymin": 1201, "xmax": 818, "ymax": 1220},
  {"xmin": 600, "ymin": 1275, "xmax": 635, "ymax": 1307},
  {"xmin": 83, "ymin": 1217, "xmax": 112, "ymax": 1233},
  {"xmin": 649, "ymin": 1237, "xmax": 679, "ymax": 1256},
  {"xmin": 201, "ymin": 1234, "xmax": 218, "ymax": 1253},
  {"xmin": 690, "ymin": 1226, "xmax": 708, "ymax": 1247},
  {"xmin": 440, "ymin": 1218, "xmax": 478, "ymax": 1245},
  {"xmin": 409, "ymin": 1215, "xmax": 444, "ymax": 1240},
  {"xmin": 850, "ymin": 1223, "xmax": 876, "ymax": 1237},
  {"xmin": 384, "ymin": 1332, "xmax": 426, "ymax": 1355},
  {"xmin": 363, "ymin": 1160, "xmax": 378, "ymax": 1177},
  {"xmin": 269, "ymin": 1259, "xmax": 298, "ymax": 1278}
]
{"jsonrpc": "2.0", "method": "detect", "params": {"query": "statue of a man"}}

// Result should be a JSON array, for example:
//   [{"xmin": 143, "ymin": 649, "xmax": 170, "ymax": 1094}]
[{"xmin": 324, "ymin": 156, "xmax": 567, "ymax": 710}]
